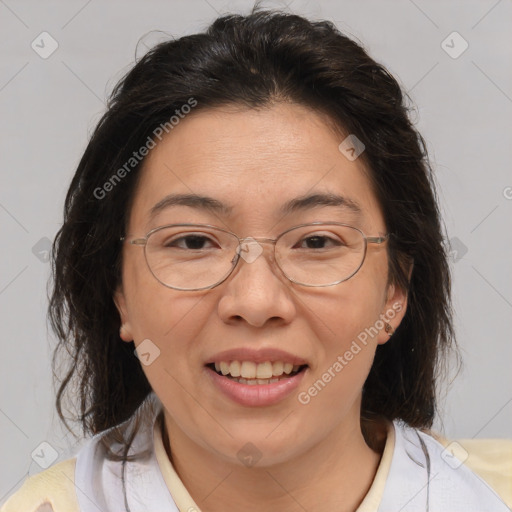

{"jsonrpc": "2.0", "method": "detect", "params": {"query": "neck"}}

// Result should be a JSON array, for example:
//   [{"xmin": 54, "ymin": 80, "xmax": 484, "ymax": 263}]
[{"xmin": 161, "ymin": 412, "xmax": 387, "ymax": 512}]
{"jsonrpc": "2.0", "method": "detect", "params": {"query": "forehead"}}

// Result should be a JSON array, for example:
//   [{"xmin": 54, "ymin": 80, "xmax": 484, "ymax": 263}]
[{"xmin": 128, "ymin": 103, "xmax": 384, "ymax": 233}]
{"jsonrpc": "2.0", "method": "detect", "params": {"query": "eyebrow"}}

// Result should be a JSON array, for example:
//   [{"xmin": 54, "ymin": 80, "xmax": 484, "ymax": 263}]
[
  {"xmin": 281, "ymin": 192, "xmax": 361, "ymax": 217},
  {"xmin": 148, "ymin": 192, "xmax": 362, "ymax": 222}
]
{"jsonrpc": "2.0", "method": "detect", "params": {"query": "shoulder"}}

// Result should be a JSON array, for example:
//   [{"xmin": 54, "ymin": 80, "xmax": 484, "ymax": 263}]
[
  {"xmin": 430, "ymin": 431, "xmax": 512, "ymax": 508},
  {"xmin": 0, "ymin": 458, "xmax": 79, "ymax": 512}
]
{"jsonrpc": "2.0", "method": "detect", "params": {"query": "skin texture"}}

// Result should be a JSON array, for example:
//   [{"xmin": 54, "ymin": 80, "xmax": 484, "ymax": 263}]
[{"xmin": 114, "ymin": 103, "xmax": 408, "ymax": 512}]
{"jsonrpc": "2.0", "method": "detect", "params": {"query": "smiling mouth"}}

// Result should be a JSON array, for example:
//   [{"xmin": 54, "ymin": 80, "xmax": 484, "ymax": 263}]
[{"xmin": 206, "ymin": 361, "xmax": 308, "ymax": 385}]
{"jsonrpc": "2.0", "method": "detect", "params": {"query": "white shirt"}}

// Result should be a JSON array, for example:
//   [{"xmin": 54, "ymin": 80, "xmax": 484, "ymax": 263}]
[{"xmin": 72, "ymin": 397, "xmax": 510, "ymax": 512}]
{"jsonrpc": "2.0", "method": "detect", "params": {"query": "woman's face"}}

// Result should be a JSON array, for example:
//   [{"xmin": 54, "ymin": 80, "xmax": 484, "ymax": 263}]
[{"xmin": 115, "ymin": 103, "xmax": 407, "ymax": 466}]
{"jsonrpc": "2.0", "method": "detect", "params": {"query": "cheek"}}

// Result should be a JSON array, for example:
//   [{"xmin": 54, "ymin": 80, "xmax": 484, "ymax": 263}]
[
  {"xmin": 315, "ymin": 298, "xmax": 381, "ymax": 379},
  {"xmin": 125, "ymin": 285, "xmax": 212, "ymax": 423},
  {"xmin": 310, "ymin": 269, "xmax": 387, "ymax": 349},
  {"xmin": 299, "ymin": 266, "xmax": 388, "ymax": 394},
  {"xmin": 123, "ymin": 255, "xmax": 210, "ymax": 374},
  {"xmin": 124, "ymin": 252, "xmax": 191, "ymax": 335},
  {"xmin": 295, "ymin": 289, "xmax": 382, "ymax": 427}
]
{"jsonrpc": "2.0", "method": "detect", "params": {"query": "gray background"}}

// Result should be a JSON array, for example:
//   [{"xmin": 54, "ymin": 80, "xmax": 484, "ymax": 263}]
[{"xmin": 1, "ymin": 0, "xmax": 511, "ymax": 503}]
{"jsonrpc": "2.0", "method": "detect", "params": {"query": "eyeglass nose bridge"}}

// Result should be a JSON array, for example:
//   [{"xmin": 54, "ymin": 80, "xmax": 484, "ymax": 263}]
[{"xmin": 232, "ymin": 236, "xmax": 280, "ymax": 266}]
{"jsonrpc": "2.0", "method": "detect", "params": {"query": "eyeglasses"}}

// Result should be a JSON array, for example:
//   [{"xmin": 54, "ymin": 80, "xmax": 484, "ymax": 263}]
[{"xmin": 120, "ymin": 222, "xmax": 388, "ymax": 291}]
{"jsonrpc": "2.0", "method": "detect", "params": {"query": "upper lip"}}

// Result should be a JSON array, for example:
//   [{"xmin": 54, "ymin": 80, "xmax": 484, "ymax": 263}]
[{"xmin": 205, "ymin": 347, "xmax": 309, "ymax": 366}]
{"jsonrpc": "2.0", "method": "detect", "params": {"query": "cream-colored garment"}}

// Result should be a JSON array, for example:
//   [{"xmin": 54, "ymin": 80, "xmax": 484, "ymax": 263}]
[
  {"xmin": 2, "ymin": 421, "xmax": 511, "ymax": 512},
  {"xmin": 0, "ymin": 458, "xmax": 78, "ymax": 512}
]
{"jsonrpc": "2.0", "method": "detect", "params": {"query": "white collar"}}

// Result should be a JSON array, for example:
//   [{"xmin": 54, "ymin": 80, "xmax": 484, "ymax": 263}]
[
  {"xmin": 379, "ymin": 420, "xmax": 510, "ymax": 511},
  {"xmin": 74, "ymin": 403, "xmax": 508, "ymax": 512}
]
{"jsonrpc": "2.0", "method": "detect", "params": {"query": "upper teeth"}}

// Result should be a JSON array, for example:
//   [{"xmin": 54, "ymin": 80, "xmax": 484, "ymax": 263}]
[{"xmin": 214, "ymin": 361, "xmax": 301, "ymax": 379}]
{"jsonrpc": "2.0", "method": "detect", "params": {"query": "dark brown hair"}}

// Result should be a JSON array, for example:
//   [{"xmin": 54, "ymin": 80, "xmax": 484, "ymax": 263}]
[{"xmin": 49, "ymin": 8, "xmax": 456, "ymax": 455}]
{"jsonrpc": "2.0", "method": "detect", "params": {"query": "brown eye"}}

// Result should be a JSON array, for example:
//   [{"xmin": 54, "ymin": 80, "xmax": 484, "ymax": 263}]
[
  {"xmin": 293, "ymin": 232, "xmax": 346, "ymax": 250},
  {"xmin": 164, "ymin": 235, "xmax": 217, "ymax": 250}
]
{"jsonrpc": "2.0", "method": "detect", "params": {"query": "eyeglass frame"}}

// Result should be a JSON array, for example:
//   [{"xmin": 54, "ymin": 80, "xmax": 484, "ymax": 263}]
[{"xmin": 120, "ymin": 221, "xmax": 389, "ymax": 291}]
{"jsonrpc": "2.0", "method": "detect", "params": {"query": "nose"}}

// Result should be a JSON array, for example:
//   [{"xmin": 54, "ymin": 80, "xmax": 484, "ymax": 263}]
[{"xmin": 217, "ymin": 240, "xmax": 296, "ymax": 328}]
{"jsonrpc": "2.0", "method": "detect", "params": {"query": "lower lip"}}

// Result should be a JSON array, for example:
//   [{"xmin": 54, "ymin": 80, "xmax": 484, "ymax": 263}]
[{"xmin": 205, "ymin": 366, "xmax": 307, "ymax": 407}]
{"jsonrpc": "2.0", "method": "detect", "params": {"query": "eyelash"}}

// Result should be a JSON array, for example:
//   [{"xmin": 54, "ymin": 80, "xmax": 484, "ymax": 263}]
[{"xmin": 165, "ymin": 233, "xmax": 344, "ymax": 250}]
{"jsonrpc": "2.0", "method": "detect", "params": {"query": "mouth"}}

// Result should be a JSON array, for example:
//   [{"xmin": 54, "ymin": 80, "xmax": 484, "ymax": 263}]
[{"xmin": 206, "ymin": 361, "xmax": 309, "ymax": 385}]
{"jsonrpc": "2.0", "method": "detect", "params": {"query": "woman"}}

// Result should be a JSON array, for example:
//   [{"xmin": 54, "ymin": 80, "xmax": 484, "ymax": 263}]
[{"xmin": 2, "ymin": 8, "xmax": 510, "ymax": 512}]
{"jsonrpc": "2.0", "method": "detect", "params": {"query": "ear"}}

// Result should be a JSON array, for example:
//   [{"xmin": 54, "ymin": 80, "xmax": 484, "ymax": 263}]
[
  {"xmin": 376, "ymin": 280, "xmax": 408, "ymax": 345},
  {"xmin": 113, "ymin": 285, "xmax": 134, "ymax": 342}
]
